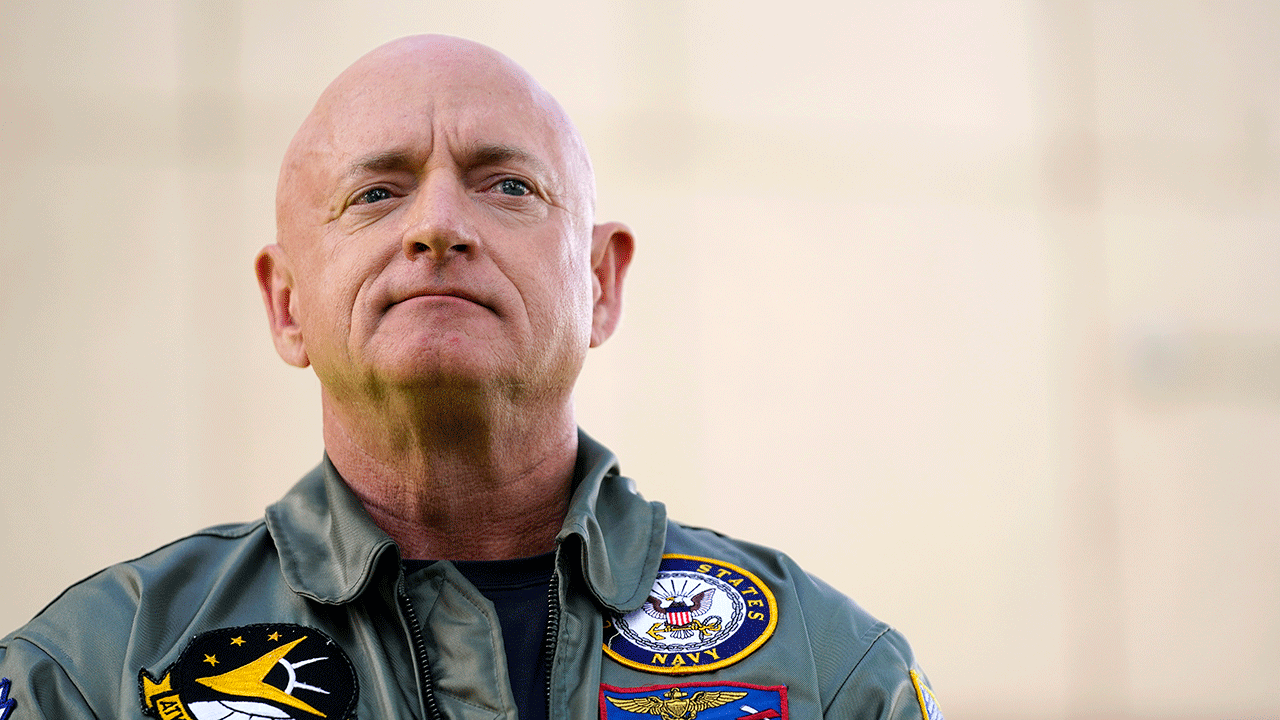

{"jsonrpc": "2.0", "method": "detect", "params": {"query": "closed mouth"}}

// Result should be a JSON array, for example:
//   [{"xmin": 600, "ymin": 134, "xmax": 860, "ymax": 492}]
[{"xmin": 388, "ymin": 290, "xmax": 491, "ymax": 313}]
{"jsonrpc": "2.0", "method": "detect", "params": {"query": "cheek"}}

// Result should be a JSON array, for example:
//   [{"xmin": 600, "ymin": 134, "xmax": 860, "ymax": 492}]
[
  {"xmin": 550, "ymin": 246, "xmax": 595, "ymax": 333},
  {"xmin": 291, "ymin": 259, "xmax": 360, "ymax": 350},
  {"xmin": 513, "ymin": 253, "xmax": 593, "ymax": 356}
]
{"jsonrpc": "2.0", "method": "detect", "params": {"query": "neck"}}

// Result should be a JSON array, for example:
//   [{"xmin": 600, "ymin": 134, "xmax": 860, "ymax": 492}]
[{"xmin": 321, "ymin": 388, "xmax": 579, "ymax": 561}]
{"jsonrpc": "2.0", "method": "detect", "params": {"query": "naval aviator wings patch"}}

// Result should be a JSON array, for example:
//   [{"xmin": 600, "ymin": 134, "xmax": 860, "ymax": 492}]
[
  {"xmin": 601, "ymin": 682, "xmax": 787, "ymax": 719},
  {"xmin": 139, "ymin": 623, "xmax": 358, "ymax": 720},
  {"xmin": 603, "ymin": 554, "xmax": 778, "ymax": 675}
]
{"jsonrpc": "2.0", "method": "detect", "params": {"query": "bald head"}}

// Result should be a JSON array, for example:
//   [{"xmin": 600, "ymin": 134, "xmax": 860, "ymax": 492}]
[
  {"xmin": 277, "ymin": 35, "xmax": 596, "ymax": 248},
  {"xmin": 256, "ymin": 34, "xmax": 633, "ymax": 411}
]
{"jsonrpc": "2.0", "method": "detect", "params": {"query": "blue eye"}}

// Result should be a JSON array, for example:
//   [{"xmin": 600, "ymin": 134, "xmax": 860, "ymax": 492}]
[
  {"xmin": 356, "ymin": 187, "xmax": 393, "ymax": 204},
  {"xmin": 497, "ymin": 178, "xmax": 531, "ymax": 196}
]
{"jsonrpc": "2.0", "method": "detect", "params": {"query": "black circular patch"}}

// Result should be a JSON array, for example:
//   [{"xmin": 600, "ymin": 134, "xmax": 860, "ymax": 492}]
[{"xmin": 140, "ymin": 623, "xmax": 358, "ymax": 720}]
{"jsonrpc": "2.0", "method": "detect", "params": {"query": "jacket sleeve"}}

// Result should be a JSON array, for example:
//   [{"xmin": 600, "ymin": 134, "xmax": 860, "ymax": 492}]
[
  {"xmin": 0, "ymin": 638, "xmax": 98, "ymax": 719},
  {"xmin": 825, "ymin": 627, "xmax": 945, "ymax": 720}
]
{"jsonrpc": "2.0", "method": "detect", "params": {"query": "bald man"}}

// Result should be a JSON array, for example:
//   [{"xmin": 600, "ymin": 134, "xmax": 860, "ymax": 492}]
[{"xmin": 0, "ymin": 36, "xmax": 943, "ymax": 719}]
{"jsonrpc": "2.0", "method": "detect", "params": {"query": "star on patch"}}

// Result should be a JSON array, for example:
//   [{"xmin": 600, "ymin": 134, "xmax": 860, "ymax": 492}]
[
  {"xmin": 603, "ymin": 554, "xmax": 778, "ymax": 675},
  {"xmin": 140, "ymin": 623, "xmax": 358, "ymax": 720}
]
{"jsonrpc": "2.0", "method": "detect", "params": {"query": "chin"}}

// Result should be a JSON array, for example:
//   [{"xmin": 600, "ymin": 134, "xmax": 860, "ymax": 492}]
[
  {"xmin": 382, "ymin": 357, "xmax": 499, "ymax": 393},
  {"xmin": 361, "ymin": 332, "xmax": 582, "ymax": 403}
]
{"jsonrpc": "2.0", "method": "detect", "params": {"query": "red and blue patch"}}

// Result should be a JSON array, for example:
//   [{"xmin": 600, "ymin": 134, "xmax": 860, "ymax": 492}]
[{"xmin": 601, "ymin": 681, "xmax": 787, "ymax": 719}]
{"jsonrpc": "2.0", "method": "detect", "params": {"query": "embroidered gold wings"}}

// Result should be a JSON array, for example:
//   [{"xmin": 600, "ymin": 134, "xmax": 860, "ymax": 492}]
[{"xmin": 606, "ymin": 686, "xmax": 748, "ymax": 719}]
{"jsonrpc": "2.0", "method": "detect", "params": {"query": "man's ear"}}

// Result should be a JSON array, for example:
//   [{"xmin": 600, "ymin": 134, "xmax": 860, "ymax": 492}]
[
  {"xmin": 589, "ymin": 221, "xmax": 635, "ymax": 348},
  {"xmin": 255, "ymin": 244, "xmax": 310, "ymax": 368}
]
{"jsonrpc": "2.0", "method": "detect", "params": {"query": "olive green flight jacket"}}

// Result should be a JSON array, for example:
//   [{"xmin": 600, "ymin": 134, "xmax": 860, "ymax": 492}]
[{"xmin": 0, "ymin": 432, "xmax": 941, "ymax": 719}]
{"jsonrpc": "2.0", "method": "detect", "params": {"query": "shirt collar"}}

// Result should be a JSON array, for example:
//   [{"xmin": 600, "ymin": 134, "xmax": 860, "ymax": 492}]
[{"xmin": 265, "ymin": 429, "xmax": 666, "ymax": 612}]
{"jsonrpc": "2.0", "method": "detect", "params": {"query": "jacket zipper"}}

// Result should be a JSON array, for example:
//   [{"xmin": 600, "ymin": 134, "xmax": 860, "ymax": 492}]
[
  {"xmin": 398, "ymin": 564, "xmax": 561, "ymax": 719},
  {"xmin": 543, "ymin": 559, "xmax": 562, "ymax": 718},
  {"xmin": 398, "ymin": 581, "xmax": 446, "ymax": 720}
]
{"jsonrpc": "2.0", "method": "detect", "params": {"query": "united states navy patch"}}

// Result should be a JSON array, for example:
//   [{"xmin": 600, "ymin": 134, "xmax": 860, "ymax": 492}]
[
  {"xmin": 601, "ymin": 682, "xmax": 787, "ymax": 719},
  {"xmin": 0, "ymin": 677, "xmax": 15, "ymax": 720},
  {"xmin": 138, "ymin": 623, "xmax": 358, "ymax": 720},
  {"xmin": 603, "ymin": 554, "xmax": 777, "ymax": 675},
  {"xmin": 910, "ymin": 669, "xmax": 944, "ymax": 720}
]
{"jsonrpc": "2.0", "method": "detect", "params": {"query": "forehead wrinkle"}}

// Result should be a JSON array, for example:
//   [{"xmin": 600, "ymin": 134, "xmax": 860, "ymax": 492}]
[
  {"xmin": 277, "ymin": 35, "xmax": 600, "ymax": 241},
  {"xmin": 337, "ymin": 143, "xmax": 558, "ymax": 197}
]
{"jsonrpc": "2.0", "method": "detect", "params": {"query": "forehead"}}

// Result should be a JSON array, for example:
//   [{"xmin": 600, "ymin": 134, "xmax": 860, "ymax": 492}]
[{"xmin": 299, "ymin": 44, "xmax": 571, "ymax": 183}]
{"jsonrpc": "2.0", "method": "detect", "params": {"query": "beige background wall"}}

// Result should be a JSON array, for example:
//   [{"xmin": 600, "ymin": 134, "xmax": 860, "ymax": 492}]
[{"xmin": 2, "ymin": 2, "xmax": 1278, "ymax": 718}]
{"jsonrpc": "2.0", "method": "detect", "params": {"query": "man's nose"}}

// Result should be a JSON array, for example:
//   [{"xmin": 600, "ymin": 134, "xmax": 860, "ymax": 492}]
[{"xmin": 401, "ymin": 177, "xmax": 478, "ymax": 262}]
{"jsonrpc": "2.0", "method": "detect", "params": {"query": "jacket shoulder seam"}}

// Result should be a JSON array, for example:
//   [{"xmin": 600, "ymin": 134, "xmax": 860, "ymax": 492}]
[
  {"xmin": 2, "ymin": 635, "xmax": 98, "ymax": 716},
  {"xmin": 824, "ymin": 621, "xmax": 895, "ymax": 713},
  {"xmin": 29, "ymin": 520, "xmax": 266, "ymax": 620},
  {"xmin": 124, "ymin": 520, "xmax": 266, "ymax": 563}
]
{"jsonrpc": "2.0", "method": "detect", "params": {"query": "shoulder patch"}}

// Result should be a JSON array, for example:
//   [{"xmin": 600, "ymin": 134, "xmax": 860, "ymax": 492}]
[
  {"xmin": 601, "ymin": 681, "xmax": 787, "ymax": 719},
  {"xmin": 0, "ymin": 677, "xmax": 15, "ymax": 720},
  {"xmin": 603, "ymin": 554, "xmax": 777, "ymax": 675},
  {"xmin": 910, "ymin": 669, "xmax": 944, "ymax": 720},
  {"xmin": 138, "ymin": 623, "xmax": 358, "ymax": 720}
]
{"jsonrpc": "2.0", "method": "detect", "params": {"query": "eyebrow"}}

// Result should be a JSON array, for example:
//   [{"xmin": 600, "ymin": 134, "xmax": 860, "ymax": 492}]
[
  {"xmin": 341, "ymin": 150, "xmax": 419, "ymax": 183},
  {"xmin": 463, "ymin": 143, "xmax": 551, "ymax": 177},
  {"xmin": 337, "ymin": 143, "xmax": 556, "ymax": 196}
]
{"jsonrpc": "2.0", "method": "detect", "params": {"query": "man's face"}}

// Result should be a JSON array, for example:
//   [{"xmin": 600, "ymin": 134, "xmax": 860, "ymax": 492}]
[{"xmin": 265, "ymin": 38, "xmax": 608, "ymax": 406}]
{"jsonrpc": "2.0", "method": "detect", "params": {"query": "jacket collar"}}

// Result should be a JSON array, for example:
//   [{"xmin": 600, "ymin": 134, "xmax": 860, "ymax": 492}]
[
  {"xmin": 265, "ymin": 429, "xmax": 666, "ymax": 612},
  {"xmin": 265, "ymin": 456, "xmax": 398, "ymax": 604},
  {"xmin": 558, "ymin": 430, "xmax": 667, "ymax": 612}
]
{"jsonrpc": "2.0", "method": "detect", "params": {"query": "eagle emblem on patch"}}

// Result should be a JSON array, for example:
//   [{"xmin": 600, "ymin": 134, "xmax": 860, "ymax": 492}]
[
  {"xmin": 603, "ymin": 554, "xmax": 777, "ymax": 675},
  {"xmin": 138, "ymin": 623, "xmax": 358, "ymax": 720},
  {"xmin": 601, "ymin": 682, "xmax": 788, "ymax": 719}
]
